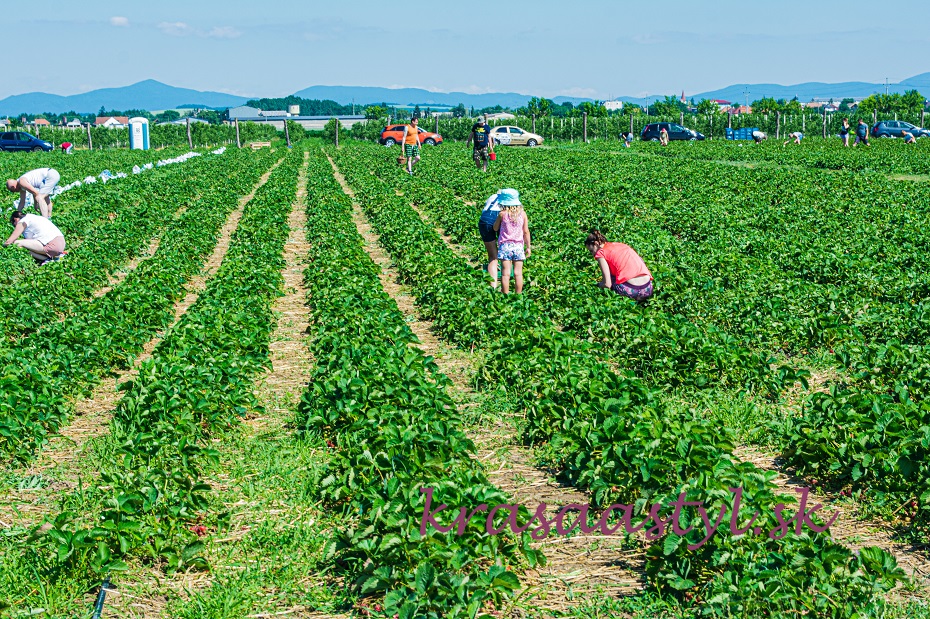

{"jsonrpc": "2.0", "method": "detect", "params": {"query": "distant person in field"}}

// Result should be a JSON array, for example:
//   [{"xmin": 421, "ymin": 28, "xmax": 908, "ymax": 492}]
[
  {"xmin": 478, "ymin": 189, "xmax": 504, "ymax": 287},
  {"xmin": 3, "ymin": 210, "xmax": 66, "ymax": 265},
  {"xmin": 622, "ymin": 132, "xmax": 634, "ymax": 147},
  {"xmin": 840, "ymin": 118, "xmax": 850, "ymax": 147},
  {"xmin": 903, "ymin": 130, "xmax": 917, "ymax": 144},
  {"xmin": 659, "ymin": 127, "xmax": 669, "ymax": 146},
  {"xmin": 399, "ymin": 117, "xmax": 422, "ymax": 175},
  {"xmin": 492, "ymin": 190, "xmax": 531, "ymax": 294},
  {"xmin": 784, "ymin": 131, "xmax": 803, "ymax": 146},
  {"xmin": 585, "ymin": 230, "xmax": 653, "ymax": 302},
  {"xmin": 60, "ymin": 142, "xmax": 73, "ymax": 154},
  {"xmin": 467, "ymin": 115, "xmax": 495, "ymax": 172},
  {"xmin": 6, "ymin": 167, "xmax": 60, "ymax": 218},
  {"xmin": 854, "ymin": 119, "xmax": 870, "ymax": 147},
  {"xmin": 752, "ymin": 130, "xmax": 767, "ymax": 143}
]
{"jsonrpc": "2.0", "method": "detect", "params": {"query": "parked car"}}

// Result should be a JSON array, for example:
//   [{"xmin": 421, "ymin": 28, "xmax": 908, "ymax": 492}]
[
  {"xmin": 871, "ymin": 120, "xmax": 930, "ymax": 139},
  {"xmin": 379, "ymin": 124, "xmax": 443, "ymax": 146},
  {"xmin": 490, "ymin": 126, "xmax": 543, "ymax": 147},
  {"xmin": 641, "ymin": 122, "xmax": 705, "ymax": 141},
  {"xmin": 0, "ymin": 131, "xmax": 53, "ymax": 152}
]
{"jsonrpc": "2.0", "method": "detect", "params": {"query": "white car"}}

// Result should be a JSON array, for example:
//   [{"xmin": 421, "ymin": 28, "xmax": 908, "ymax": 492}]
[{"xmin": 490, "ymin": 126, "xmax": 543, "ymax": 147}]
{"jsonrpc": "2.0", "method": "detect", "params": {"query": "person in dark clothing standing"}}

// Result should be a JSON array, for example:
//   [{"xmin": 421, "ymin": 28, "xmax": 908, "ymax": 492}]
[
  {"xmin": 467, "ymin": 116, "xmax": 495, "ymax": 172},
  {"xmin": 854, "ymin": 119, "xmax": 870, "ymax": 147}
]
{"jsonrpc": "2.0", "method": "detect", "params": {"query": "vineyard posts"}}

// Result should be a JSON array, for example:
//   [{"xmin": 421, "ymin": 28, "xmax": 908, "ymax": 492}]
[
  {"xmin": 186, "ymin": 117, "xmax": 193, "ymax": 150},
  {"xmin": 86, "ymin": 122, "xmax": 93, "ymax": 150},
  {"xmin": 235, "ymin": 119, "xmax": 241, "ymax": 148},
  {"xmin": 583, "ymin": 112, "xmax": 588, "ymax": 143},
  {"xmin": 284, "ymin": 119, "xmax": 291, "ymax": 148}
]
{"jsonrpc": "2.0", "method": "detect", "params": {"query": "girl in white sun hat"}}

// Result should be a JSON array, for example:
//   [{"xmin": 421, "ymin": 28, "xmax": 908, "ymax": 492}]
[{"xmin": 492, "ymin": 189, "xmax": 531, "ymax": 294}]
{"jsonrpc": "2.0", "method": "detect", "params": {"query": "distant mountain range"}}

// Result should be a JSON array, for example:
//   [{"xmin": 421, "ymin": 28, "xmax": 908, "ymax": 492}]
[
  {"xmin": 691, "ymin": 73, "xmax": 930, "ymax": 104},
  {"xmin": 0, "ymin": 80, "xmax": 249, "ymax": 116},
  {"xmin": 1, "ymin": 75, "xmax": 928, "ymax": 116},
  {"xmin": 290, "ymin": 85, "xmax": 593, "ymax": 109}
]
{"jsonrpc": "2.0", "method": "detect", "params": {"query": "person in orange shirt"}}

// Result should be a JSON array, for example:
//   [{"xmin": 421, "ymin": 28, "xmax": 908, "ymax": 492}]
[
  {"xmin": 584, "ymin": 229, "xmax": 653, "ymax": 302},
  {"xmin": 399, "ymin": 117, "xmax": 422, "ymax": 175}
]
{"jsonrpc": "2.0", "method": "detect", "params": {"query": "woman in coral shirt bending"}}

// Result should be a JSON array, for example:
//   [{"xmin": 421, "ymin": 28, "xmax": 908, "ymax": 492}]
[{"xmin": 585, "ymin": 229, "xmax": 653, "ymax": 302}]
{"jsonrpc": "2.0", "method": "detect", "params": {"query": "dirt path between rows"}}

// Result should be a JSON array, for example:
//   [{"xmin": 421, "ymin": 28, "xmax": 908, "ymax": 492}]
[
  {"xmin": 327, "ymin": 154, "xmax": 644, "ymax": 612},
  {"xmin": 1, "ymin": 156, "xmax": 286, "ymax": 532}
]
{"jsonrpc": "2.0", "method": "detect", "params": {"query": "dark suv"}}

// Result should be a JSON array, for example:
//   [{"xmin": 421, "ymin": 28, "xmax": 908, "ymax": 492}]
[
  {"xmin": 641, "ymin": 122, "xmax": 705, "ymax": 141},
  {"xmin": 0, "ymin": 131, "xmax": 53, "ymax": 152},
  {"xmin": 871, "ymin": 121, "xmax": 930, "ymax": 139}
]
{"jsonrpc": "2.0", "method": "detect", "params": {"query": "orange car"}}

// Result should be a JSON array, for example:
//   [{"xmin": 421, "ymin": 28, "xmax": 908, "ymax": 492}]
[{"xmin": 379, "ymin": 123, "xmax": 443, "ymax": 146}]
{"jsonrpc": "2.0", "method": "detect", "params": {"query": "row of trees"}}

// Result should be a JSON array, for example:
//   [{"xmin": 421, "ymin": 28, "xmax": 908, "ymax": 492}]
[
  {"xmin": 246, "ymin": 95, "xmax": 357, "ymax": 116},
  {"xmin": 10, "ymin": 107, "xmax": 226, "ymax": 126},
  {"xmin": 857, "ymin": 90, "xmax": 927, "ymax": 115}
]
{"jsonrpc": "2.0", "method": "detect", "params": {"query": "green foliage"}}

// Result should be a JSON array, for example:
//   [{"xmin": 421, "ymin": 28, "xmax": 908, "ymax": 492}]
[
  {"xmin": 652, "ymin": 96, "xmax": 687, "ymax": 116},
  {"xmin": 155, "ymin": 110, "xmax": 181, "ymax": 123},
  {"xmin": 365, "ymin": 105, "xmax": 388, "ymax": 120},
  {"xmin": 518, "ymin": 96, "xmax": 553, "ymax": 117},
  {"xmin": 751, "ymin": 97, "xmax": 781, "ymax": 114},
  {"xmin": 859, "ymin": 90, "xmax": 925, "ymax": 115},
  {"xmin": 695, "ymin": 99, "xmax": 719, "ymax": 115},
  {"xmin": 246, "ymin": 95, "xmax": 354, "ymax": 116},
  {"xmin": 322, "ymin": 118, "xmax": 341, "ymax": 144}
]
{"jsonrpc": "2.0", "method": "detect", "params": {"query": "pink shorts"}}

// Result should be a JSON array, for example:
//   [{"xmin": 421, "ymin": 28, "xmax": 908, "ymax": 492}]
[{"xmin": 43, "ymin": 236, "xmax": 66, "ymax": 258}]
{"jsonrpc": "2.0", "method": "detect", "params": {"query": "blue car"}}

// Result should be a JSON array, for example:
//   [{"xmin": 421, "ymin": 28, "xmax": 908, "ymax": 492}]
[{"xmin": 0, "ymin": 131, "xmax": 53, "ymax": 152}]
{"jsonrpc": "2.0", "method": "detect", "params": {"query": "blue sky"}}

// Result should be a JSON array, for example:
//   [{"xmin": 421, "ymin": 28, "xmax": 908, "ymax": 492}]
[{"xmin": 6, "ymin": 0, "xmax": 929, "ymax": 100}]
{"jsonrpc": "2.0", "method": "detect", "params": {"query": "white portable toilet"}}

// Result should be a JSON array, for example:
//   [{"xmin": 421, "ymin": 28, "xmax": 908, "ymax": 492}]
[{"xmin": 128, "ymin": 117, "xmax": 150, "ymax": 150}]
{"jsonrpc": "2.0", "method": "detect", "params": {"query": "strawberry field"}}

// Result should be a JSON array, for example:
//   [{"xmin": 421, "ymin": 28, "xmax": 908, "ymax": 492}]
[{"xmin": 1, "ymin": 138, "xmax": 930, "ymax": 618}]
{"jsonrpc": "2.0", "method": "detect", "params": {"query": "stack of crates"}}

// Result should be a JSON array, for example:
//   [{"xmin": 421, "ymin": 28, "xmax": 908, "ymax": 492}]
[{"xmin": 725, "ymin": 127, "xmax": 759, "ymax": 140}]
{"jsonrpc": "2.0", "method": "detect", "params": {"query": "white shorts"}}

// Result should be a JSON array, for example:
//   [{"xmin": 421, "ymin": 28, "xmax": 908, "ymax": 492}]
[{"xmin": 35, "ymin": 169, "xmax": 60, "ymax": 195}]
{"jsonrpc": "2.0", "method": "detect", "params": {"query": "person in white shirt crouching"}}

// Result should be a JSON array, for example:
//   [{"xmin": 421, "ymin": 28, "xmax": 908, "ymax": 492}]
[{"xmin": 3, "ymin": 210, "xmax": 66, "ymax": 264}]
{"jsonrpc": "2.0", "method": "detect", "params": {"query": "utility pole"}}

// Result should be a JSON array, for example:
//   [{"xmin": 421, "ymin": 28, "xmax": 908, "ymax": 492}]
[{"xmin": 885, "ymin": 78, "xmax": 889, "ymax": 95}]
